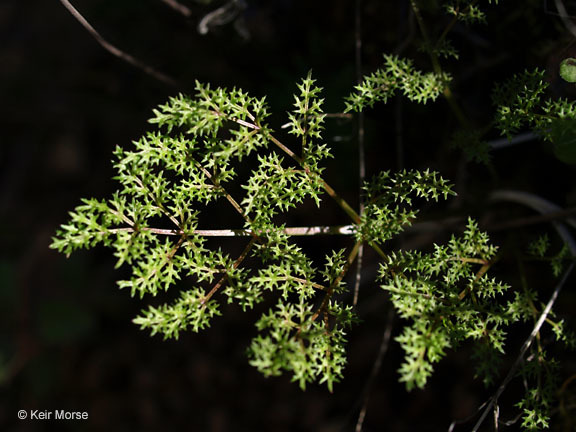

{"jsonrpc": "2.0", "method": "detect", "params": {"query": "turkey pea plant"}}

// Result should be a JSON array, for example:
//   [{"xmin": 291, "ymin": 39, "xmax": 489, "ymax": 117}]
[
  {"xmin": 51, "ymin": 69, "xmax": 505, "ymax": 393},
  {"xmin": 51, "ymin": 4, "xmax": 576, "ymax": 426}
]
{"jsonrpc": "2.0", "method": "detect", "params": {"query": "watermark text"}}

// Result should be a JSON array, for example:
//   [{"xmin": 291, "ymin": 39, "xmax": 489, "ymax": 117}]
[{"xmin": 18, "ymin": 410, "xmax": 88, "ymax": 421}]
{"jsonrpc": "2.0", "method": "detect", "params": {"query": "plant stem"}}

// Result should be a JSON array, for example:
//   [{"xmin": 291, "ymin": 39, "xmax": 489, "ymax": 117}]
[
  {"xmin": 266, "ymin": 132, "xmax": 362, "ymax": 224},
  {"xmin": 311, "ymin": 239, "xmax": 363, "ymax": 322},
  {"xmin": 107, "ymin": 225, "xmax": 356, "ymax": 237},
  {"xmin": 201, "ymin": 237, "xmax": 256, "ymax": 305},
  {"xmin": 409, "ymin": 0, "xmax": 469, "ymax": 127}
]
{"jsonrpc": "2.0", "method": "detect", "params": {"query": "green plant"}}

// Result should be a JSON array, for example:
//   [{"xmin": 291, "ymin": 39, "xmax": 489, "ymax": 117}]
[
  {"xmin": 51, "ymin": 0, "xmax": 576, "ymax": 430},
  {"xmin": 51, "ymin": 74, "xmax": 456, "ymax": 391}
]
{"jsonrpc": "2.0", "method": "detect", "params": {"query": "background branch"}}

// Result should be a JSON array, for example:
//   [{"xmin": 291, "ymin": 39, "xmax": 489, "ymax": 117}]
[
  {"xmin": 158, "ymin": 0, "xmax": 192, "ymax": 17},
  {"xmin": 471, "ymin": 263, "xmax": 575, "ymax": 432},
  {"xmin": 59, "ymin": 0, "xmax": 179, "ymax": 86}
]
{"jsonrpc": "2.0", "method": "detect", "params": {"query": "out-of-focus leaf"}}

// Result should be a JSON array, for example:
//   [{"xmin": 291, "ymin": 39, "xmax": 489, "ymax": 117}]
[
  {"xmin": 550, "ymin": 117, "xmax": 576, "ymax": 164},
  {"xmin": 560, "ymin": 58, "xmax": 576, "ymax": 83}
]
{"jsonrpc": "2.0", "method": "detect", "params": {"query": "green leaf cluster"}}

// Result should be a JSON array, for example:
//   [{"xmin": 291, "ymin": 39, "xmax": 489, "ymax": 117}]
[
  {"xmin": 450, "ymin": 128, "xmax": 492, "ymax": 164},
  {"xmin": 378, "ymin": 219, "xmax": 513, "ymax": 389},
  {"xmin": 52, "ymin": 75, "xmax": 368, "ymax": 389},
  {"xmin": 48, "ymin": 2, "xmax": 576, "ymax": 429},
  {"xmin": 516, "ymin": 353, "xmax": 559, "ymax": 431},
  {"xmin": 443, "ymin": 0, "xmax": 499, "ymax": 24},
  {"xmin": 248, "ymin": 298, "xmax": 355, "ymax": 392},
  {"xmin": 344, "ymin": 54, "xmax": 450, "ymax": 112},
  {"xmin": 493, "ymin": 69, "xmax": 576, "ymax": 164},
  {"xmin": 358, "ymin": 169, "xmax": 454, "ymax": 245}
]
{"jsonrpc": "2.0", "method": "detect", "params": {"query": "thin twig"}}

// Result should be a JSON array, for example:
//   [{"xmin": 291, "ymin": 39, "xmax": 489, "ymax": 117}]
[
  {"xmin": 59, "ymin": 0, "xmax": 178, "ymax": 86},
  {"xmin": 195, "ymin": 161, "xmax": 247, "ymax": 218},
  {"xmin": 355, "ymin": 308, "xmax": 395, "ymax": 432},
  {"xmin": 488, "ymin": 207, "xmax": 576, "ymax": 231},
  {"xmin": 490, "ymin": 190, "xmax": 576, "ymax": 254},
  {"xmin": 448, "ymin": 400, "xmax": 490, "ymax": 431},
  {"xmin": 158, "ymin": 0, "xmax": 192, "ymax": 17},
  {"xmin": 353, "ymin": 0, "xmax": 365, "ymax": 308},
  {"xmin": 488, "ymin": 132, "xmax": 538, "ymax": 149},
  {"xmin": 266, "ymin": 133, "xmax": 362, "ymax": 224},
  {"xmin": 555, "ymin": 0, "xmax": 576, "ymax": 38},
  {"xmin": 409, "ymin": 0, "xmax": 469, "ymax": 127},
  {"xmin": 311, "ymin": 240, "xmax": 362, "ymax": 323},
  {"xmin": 197, "ymin": 0, "xmax": 245, "ymax": 35},
  {"xmin": 471, "ymin": 263, "xmax": 575, "ymax": 432}
]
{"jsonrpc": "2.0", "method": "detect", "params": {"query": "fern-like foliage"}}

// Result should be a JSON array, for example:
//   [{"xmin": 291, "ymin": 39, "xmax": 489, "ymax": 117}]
[
  {"xmin": 344, "ymin": 54, "xmax": 450, "ymax": 112},
  {"xmin": 492, "ymin": 69, "xmax": 576, "ymax": 164},
  {"xmin": 50, "ymin": 50, "xmax": 569, "ymax": 431},
  {"xmin": 358, "ymin": 169, "xmax": 454, "ymax": 245},
  {"xmin": 49, "ymin": 1, "xmax": 576, "ymax": 430},
  {"xmin": 51, "ymin": 72, "xmax": 461, "ymax": 390},
  {"xmin": 378, "ymin": 219, "xmax": 514, "ymax": 389},
  {"xmin": 443, "ymin": 0, "xmax": 500, "ymax": 24}
]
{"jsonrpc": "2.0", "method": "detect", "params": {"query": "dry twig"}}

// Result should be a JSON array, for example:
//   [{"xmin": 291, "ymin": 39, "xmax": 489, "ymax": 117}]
[{"xmin": 59, "ymin": 0, "xmax": 178, "ymax": 86}]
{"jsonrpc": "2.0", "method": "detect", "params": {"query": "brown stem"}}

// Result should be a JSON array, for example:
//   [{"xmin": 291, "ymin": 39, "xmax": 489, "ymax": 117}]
[
  {"xmin": 201, "ymin": 238, "xmax": 256, "ymax": 305},
  {"xmin": 409, "ymin": 0, "xmax": 469, "ymax": 128},
  {"xmin": 311, "ymin": 240, "xmax": 362, "ymax": 322},
  {"xmin": 158, "ymin": 0, "xmax": 192, "ymax": 17},
  {"xmin": 58, "ymin": 0, "xmax": 178, "ymax": 86},
  {"xmin": 133, "ymin": 236, "xmax": 185, "ymax": 286},
  {"xmin": 195, "ymin": 162, "xmax": 247, "ymax": 219},
  {"xmin": 198, "ymin": 101, "xmax": 364, "ymax": 229}
]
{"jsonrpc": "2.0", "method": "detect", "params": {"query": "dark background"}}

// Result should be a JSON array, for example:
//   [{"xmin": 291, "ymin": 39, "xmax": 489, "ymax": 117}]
[{"xmin": 2, "ymin": 0, "xmax": 576, "ymax": 431}]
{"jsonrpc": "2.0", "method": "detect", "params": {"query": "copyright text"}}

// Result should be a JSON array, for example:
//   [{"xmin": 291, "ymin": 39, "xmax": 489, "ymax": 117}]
[{"xmin": 18, "ymin": 410, "xmax": 88, "ymax": 420}]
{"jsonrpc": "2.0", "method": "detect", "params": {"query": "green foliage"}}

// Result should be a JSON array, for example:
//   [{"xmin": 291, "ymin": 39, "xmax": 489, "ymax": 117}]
[
  {"xmin": 516, "ymin": 353, "xmax": 559, "ymax": 431},
  {"xmin": 429, "ymin": 39, "xmax": 459, "ymax": 60},
  {"xmin": 358, "ymin": 169, "xmax": 454, "ymax": 245},
  {"xmin": 528, "ymin": 234, "xmax": 551, "ymax": 258},
  {"xmin": 378, "ymin": 219, "xmax": 513, "ymax": 389},
  {"xmin": 528, "ymin": 235, "xmax": 572, "ymax": 277},
  {"xmin": 53, "ymin": 73, "xmax": 457, "ymax": 389},
  {"xmin": 443, "ymin": 2, "xmax": 488, "ymax": 24},
  {"xmin": 492, "ymin": 69, "xmax": 576, "ymax": 164},
  {"xmin": 549, "ymin": 117, "xmax": 576, "ymax": 164},
  {"xmin": 344, "ymin": 54, "xmax": 450, "ymax": 111},
  {"xmin": 132, "ymin": 287, "xmax": 222, "ymax": 338},
  {"xmin": 492, "ymin": 69, "xmax": 549, "ymax": 139},
  {"xmin": 50, "ymin": 1, "xmax": 576, "ymax": 429},
  {"xmin": 442, "ymin": 0, "xmax": 500, "ymax": 21},
  {"xmin": 450, "ymin": 129, "xmax": 492, "ymax": 164},
  {"xmin": 248, "ymin": 298, "xmax": 355, "ymax": 392}
]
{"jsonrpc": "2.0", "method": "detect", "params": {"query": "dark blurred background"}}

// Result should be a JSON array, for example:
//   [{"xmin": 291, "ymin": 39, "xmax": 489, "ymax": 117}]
[{"xmin": 2, "ymin": 0, "xmax": 576, "ymax": 431}]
